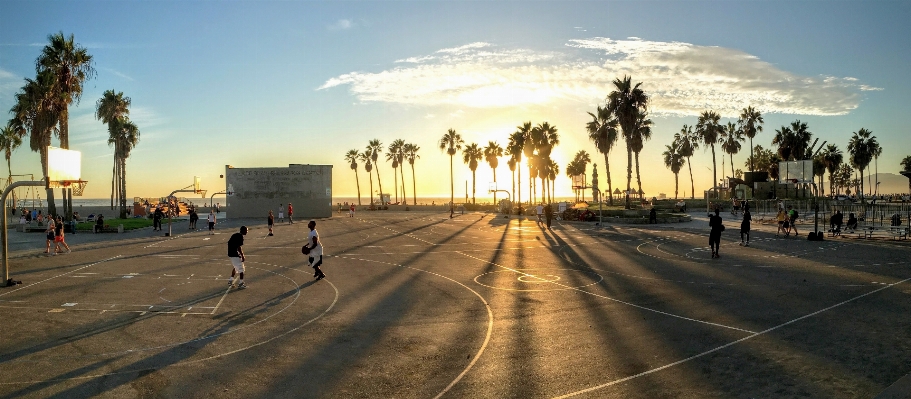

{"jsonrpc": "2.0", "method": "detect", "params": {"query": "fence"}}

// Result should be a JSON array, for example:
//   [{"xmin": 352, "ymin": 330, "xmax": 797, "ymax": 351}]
[{"xmin": 707, "ymin": 199, "xmax": 911, "ymax": 229}]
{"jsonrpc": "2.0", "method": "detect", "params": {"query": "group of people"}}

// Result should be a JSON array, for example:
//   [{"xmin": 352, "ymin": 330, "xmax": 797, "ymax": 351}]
[
  {"xmin": 775, "ymin": 205, "xmax": 802, "ymax": 237},
  {"xmin": 534, "ymin": 203, "xmax": 555, "ymax": 229},
  {"xmin": 226, "ymin": 219, "xmax": 325, "ymax": 290},
  {"xmin": 707, "ymin": 204, "xmax": 754, "ymax": 258},
  {"xmin": 43, "ymin": 214, "xmax": 72, "ymax": 255},
  {"xmin": 828, "ymin": 210, "xmax": 859, "ymax": 236}
]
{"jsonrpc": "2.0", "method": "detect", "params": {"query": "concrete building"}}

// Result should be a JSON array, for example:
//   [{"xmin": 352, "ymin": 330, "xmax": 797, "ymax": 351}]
[{"xmin": 224, "ymin": 164, "xmax": 332, "ymax": 218}]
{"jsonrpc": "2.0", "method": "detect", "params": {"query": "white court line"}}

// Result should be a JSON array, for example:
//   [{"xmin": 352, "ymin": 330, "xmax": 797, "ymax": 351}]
[
  {"xmin": 0, "ymin": 255, "xmax": 122, "ymax": 298},
  {"xmin": 553, "ymin": 275, "xmax": 911, "ymax": 398},
  {"xmin": 210, "ymin": 285, "xmax": 232, "ymax": 314},
  {"xmin": 458, "ymin": 252, "xmax": 755, "ymax": 334}
]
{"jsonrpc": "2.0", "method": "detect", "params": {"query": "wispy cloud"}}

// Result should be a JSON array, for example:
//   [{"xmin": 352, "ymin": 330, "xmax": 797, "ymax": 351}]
[
  {"xmin": 328, "ymin": 19, "xmax": 354, "ymax": 31},
  {"xmin": 320, "ymin": 37, "xmax": 878, "ymax": 117},
  {"xmin": 102, "ymin": 67, "xmax": 134, "ymax": 81}
]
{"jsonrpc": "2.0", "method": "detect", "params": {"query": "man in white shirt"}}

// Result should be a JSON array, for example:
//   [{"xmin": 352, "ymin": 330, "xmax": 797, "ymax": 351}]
[
  {"xmin": 278, "ymin": 204, "xmax": 284, "ymax": 223},
  {"xmin": 305, "ymin": 220, "xmax": 326, "ymax": 280},
  {"xmin": 536, "ymin": 204, "xmax": 544, "ymax": 224}
]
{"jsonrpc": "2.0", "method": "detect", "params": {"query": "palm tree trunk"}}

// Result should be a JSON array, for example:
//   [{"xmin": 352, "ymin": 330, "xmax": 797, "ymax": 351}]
[
  {"xmin": 471, "ymin": 169, "xmax": 476, "ymax": 204},
  {"xmin": 120, "ymin": 157, "xmax": 128, "ymax": 218},
  {"xmin": 368, "ymin": 172, "xmax": 374, "ymax": 208},
  {"xmin": 711, "ymin": 145, "xmax": 718, "ymax": 201},
  {"xmin": 626, "ymin": 142, "xmax": 633, "ymax": 209},
  {"xmin": 354, "ymin": 169, "xmax": 362, "ymax": 205},
  {"xmin": 859, "ymin": 167, "xmax": 865, "ymax": 202},
  {"xmin": 517, "ymin": 158, "xmax": 521, "ymax": 211},
  {"xmin": 111, "ymin": 158, "xmax": 116, "ymax": 209},
  {"xmin": 449, "ymin": 155, "xmax": 454, "ymax": 214},
  {"xmin": 749, "ymin": 138, "xmax": 754, "ymax": 173},
  {"xmin": 393, "ymin": 166, "xmax": 398, "ymax": 204},
  {"xmin": 635, "ymin": 151, "xmax": 642, "ymax": 198},
  {"xmin": 492, "ymin": 169, "xmax": 497, "ymax": 205},
  {"xmin": 687, "ymin": 156, "xmax": 695, "ymax": 199},
  {"xmin": 730, "ymin": 153, "xmax": 735, "ymax": 179},
  {"xmin": 411, "ymin": 163, "xmax": 417, "ymax": 206},
  {"xmin": 604, "ymin": 153, "xmax": 613, "ymax": 206},
  {"xmin": 39, "ymin": 145, "xmax": 56, "ymax": 216},
  {"xmin": 400, "ymin": 166, "xmax": 406, "ymax": 205},
  {"xmin": 375, "ymin": 165, "xmax": 384, "ymax": 206}
]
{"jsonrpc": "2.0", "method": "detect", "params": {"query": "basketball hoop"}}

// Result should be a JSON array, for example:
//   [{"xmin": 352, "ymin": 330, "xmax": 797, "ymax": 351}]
[{"xmin": 49, "ymin": 180, "xmax": 88, "ymax": 196}]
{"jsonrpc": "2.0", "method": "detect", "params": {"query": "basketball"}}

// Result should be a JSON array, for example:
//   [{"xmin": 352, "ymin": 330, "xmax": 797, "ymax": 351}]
[{"xmin": 301, "ymin": 245, "xmax": 311, "ymax": 255}]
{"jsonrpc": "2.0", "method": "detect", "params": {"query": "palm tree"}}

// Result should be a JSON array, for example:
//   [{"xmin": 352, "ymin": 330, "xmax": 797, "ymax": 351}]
[
  {"xmin": 902, "ymin": 156, "xmax": 911, "ymax": 173},
  {"xmin": 359, "ymin": 151, "xmax": 374, "ymax": 207},
  {"xmin": 0, "ymin": 122, "xmax": 23, "ymax": 187},
  {"xmin": 548, "ymin": 159, "xmax": 559, "ymax": 203},
  {"xmin": 107, "ymin": 118, "xmax": 139, "ymax": 218},
  {"xmin": 517, "ymin": 122, "xmax": 535, "ymax": 204},
  {"xmin": 463, "ymin": 143, "xmax": 483, "ymax": 204},
  {"xmin": 791, "ymin": 120, "xmax": 813, "ymax": 160},
  {"xmin": 870, "ymin": 142, "xmax": 882, "ymax": 196},
  {"xmin": 96, "ymin": 89, "xmax": 131, "ymax": 208},
  {"xmin": 532, "ymin": 122, "xmax": 559, "ymax": 203},
  {"xmin": 721, "ymin": 122, "xmax": 744, "ymax": 178},
  {"xmin": 12, "ymin": 70, "xmax": 60, "ymax": 216},
  {"xmin": 630, "ymin": 112, "xmax": 652, "ymax": 197},
  {"xmin": 386, "ymin": 139, "xmax": 404, "ymax": 204},
  {"xmin": 403, "ymin": 143, "xmax": 420, "ymax": 205},
  {"xmin": 37, "ymin": 32, "xmax": 95, "ymax": 219},
  {"xmin": 565, "ymin": 159, "xmax": 582, "ymax": 202},
  {"xmin": 586, "ymin": 105, "xmax": 620, "ymax": 205},
  {"xmin": 812, "ymin": 154, "xmax": 827, "ymax": 196},
  {"xmin": 367, "ymin": 139, "xmax": 385, "ymax": 206},
  {"xmin": 508, "ymin": 126, "xmax": 529, "ymax": 207},
  {"xmin": 696, "ymin": 111, "xmax": 723, "ymax": 199},
  {"xmin": 847, "ymin": 128, "xmax": 876, "ymax": 202},
  {"xmin": 344, "ymin": 149, "xmax": 362, "ymax": 205},
  {"xmin": 439, "ymin": 129, "xmax": 464, "ymax": 215},
  {"xmin": 662, "ymin": 141, "xmax": 685, "ymax": 199},
  {"xmin": 738, "ymin": 106, "xmax": 764, "ymax": 173},
  {"xmin": 570, "ymin": 150, "xmax": 591, "ymax": 202},
  {"xmin": 483, "ymin": 141, "xmax": 503, "ymax": 204},
  {"xmin": 606, "ymin": 75, "xmax": 649, "ymax": 209},
  {"xmin": 507, "ymin": 157, "xmax": 517, "ymax": 205},
  {"xmin": 821, "ymin": 144, "xmax": 843, "ymax": 197},
  {"xmin": 675, "ymin": 125, "xmax": 699, "ymax": 199}
]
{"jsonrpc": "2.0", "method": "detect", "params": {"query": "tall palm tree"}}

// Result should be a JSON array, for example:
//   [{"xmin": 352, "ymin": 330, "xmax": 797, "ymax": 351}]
[
  {"xmin": 870, "ymin": 142, "xmax": 882, "ymax": 196},
  {"xmin": 629, "ymin": 112, "xmax": 652, "ymax": 197},
  {"xmin": 790, "ymin": 120, "xmax": 813, "ymax": 160},
  {"xmin": 570, "ymin": 150, "xmax": 591, "ymax": 202},
  {"xmin": 821, "ymin": 144, "xmax": 843, "ymax": 197},
  {"xmin": 847, "ymin": 128, "xmax": 876, "ymax": 202},
  {"xmin": 0, "ymin": 122, "xmax": 23, "ymax": 187},
  {"xmin": 108, "ymin": 118, "xmax": 140, "ymax": 218},
  {"xmin": 812, "ymin": 154, "xmax": 827, "ymax": 196},
  {"xmin": 344, "ymin": 149, "xmax": 362, "ymax": 205},
  {"xmin": 901, "ymin": 156, "xmax": 911, "ymax": 195},
  {"xmin": 675, "ymin": 125, "xmax": 699, "ymax": 199},
  {"xmin": 548, "ymin": 159, "xmax": 559, "ymax": 203},
  {"xmin": 37, "ymin": 32, "xmax": 95, "ymax": 219},
  {"xmin": 483, "ymin": 141, "xmax": 503, "ymax": 204},
  {"xmin": 606, "ymin": 75, "xmax": 648, "ymax": 209},
  {"xmin": 721, "ymin": 122, "xmax": 744, "ymax": 178},
  {"xmin": 403, "ymin": 143, "xmax": 420, "ymax": 205},
  {"xmin": 738, "ymin": 106, "xmax": 764, "ymax": 173},
  {"xmin": 517, "ymin": 122, "xmax": 535, "ymax": 204},
  {"xmin": 96, "ymin": 89, "xmax": 131, "ymax": 208},
  {"xmin": 386, "ymin": 139, "xmax": 404, "ymax": 204},
  {"xmin": 12, "ymin": 70, "xmax": 61, "ymax": 216},
  {"xmin": 532, "ymin": 122, "xmax": 559, "ymax": 203},
  {"xmin": 587, "ymin": 105, "xmax": 620, "ymax": 205},
  {"xmin": 439, "ymin": 129, "xmax": 464, "ymax": 215},
  {"xmin": 507, "ymin": 157, "xmax": 517, "ymax": 205},
  {"xmin": 359, "ymin": 151, "xmax": 374, "ymax": 207},
  {"xmin": 463, "ymin": 143, "xmax": 483, "ymax": 204},
  {"xmin": 565, "ymin": 159, "xmax": 582, "ymax": 202},
  {"xmin": 772, "ymin": 125, "xmax": 795, "ymax": 161},
  {"xmin": 508, "ymin": 126, "xmax": 529, "ymax": 207},
  {"xmin": 367, "ymin": 139, "xmax": 385, "ymax": 206},
  {"xmin": 696, "ymin": 111, "xmax": 723, "ymax": 199},
  {"xmin": 662, "ymin": 141, "xmax": 685, "ymax": 199}
]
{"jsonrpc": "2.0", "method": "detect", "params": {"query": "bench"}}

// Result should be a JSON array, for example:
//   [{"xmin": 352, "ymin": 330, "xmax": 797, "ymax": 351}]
[
  {"xmin": 858, "ymin": 226, "xmax": 909, "ymax": 240},
  {"xmin": 20, "ymin": 224, "xmax": 48, "ymax": 233},
  {"xmin": 889, "ymin": 226, "xmax": 909, "ymax": 240}
]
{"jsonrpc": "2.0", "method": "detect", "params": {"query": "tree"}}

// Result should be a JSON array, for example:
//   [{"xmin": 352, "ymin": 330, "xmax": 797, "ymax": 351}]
[
  {"xmin": 721, "ymin": 122, "xmax": 744, "ymax": 178},
  {"xmin": 738, "ymin": 106, "xmax": 763, "ymax": 173},
  {"xmin": 507, "ymin": 128, "xmax": 527, "ymax": 208},
  {"xmin": 403, "ymin": 143, "xmax": 420, "ymax": 205},
  {"xmin": 37, "ymin": 32, "xmax": 95, "ymax": 219},
  {"xmin": 586, "ymin": 105, "xmax": 620, "ymax": 205},
  {"xmin": 630, "ymin": 112, "xmax": 652, "ymax": 197},
  {"xmin": 367, "ymin": 139, "xmax": 385, "ymax": 205},
  {"xmin": 773, "ymin": 120, "xmax": 813, "ymax": 161},
  {"xmin": 696, "ymin": 111, "xmax": 723, "ymax": 199},
  {"xmin": 569, "ymin": 150, "xmax": 591, "ymax": 202},
  {"xmin": 518, "ymin": 122, "xmax": 536, "ymax": 204},
  {"xmin": 606, "ymin": 76, "xmax": 649, "ymax": 209},
  {"xmin": 507, "ymin": 157, "xmax": 517, "ymax": 206},
  {"xmin": 662, "ymin": 141, "xmax": 685, "ymax": 199},
  {"xmin": 847, "ymin": 128, "xmax": 876, "ymax": 202},
  {"xmin": 386, "ymin": 139, "xmax": 404, "ymax": 204},
  {"xmin": 96, "ymin": 89, "xmax": 131, "ymax": 209},
  {"xmin": 548, "ymin": 159, "xmax": 559, "ymax": 203},
  {"xmin": 812, "ymin": 154, "xmax": 827, "ymax": 197},
  {"xmin": 675, "ymin": 125, "xmax": 698, "ymax": 199},
  {"xmin": 0, "ymin": 121, "xmax": 23, "ymax": 186},
  {"xmin": 11, "ymin": 70, "xmax": 60, "ymax": 216},
  {"xmin": 483, "ymin": 141, "xmax": 503, "ymax": 204},
  {"xmin": 359, "ymin": 151, "xmax": 374, "ymax": 207},
  {"xmin": 462, "ymin": 143, "xmax": 482, "ymax": 204},
  {"xmin": 870, "ymin": 141, "xmax": 882, "ymax": 196},
  {"xmin": 439, "ymin": 129, "xmax": 464, "ymax": 215},
  {"xmin": 344, "ymin": 149, "xmax": 362, "ymax": 205},
  {"xmin": 107, "ymin": 118, "xmax": 139, "ymax": 218},
  {"xmin": 821, "ymin": 144, "xmax": 843, "ymax": 197},
  {"xmin": 902, "ymin": 156, "xmax": 911, "ymax": 173},
  {"xmin": 532, "ymin": 122, "xmax": 559, "ymax": 203}
]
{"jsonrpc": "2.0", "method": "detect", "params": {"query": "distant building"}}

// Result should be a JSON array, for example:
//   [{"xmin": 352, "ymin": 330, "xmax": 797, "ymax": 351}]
[{"xmin": 225, "ymin": 164, "xmax": 332, "ymax": 218}]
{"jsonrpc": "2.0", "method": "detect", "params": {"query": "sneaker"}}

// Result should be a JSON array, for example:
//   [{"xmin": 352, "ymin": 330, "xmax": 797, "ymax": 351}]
[
  {"xmin": 238, "ymin": 282, "xmax": 247, "ymax": 289},
  {"xmin": 52, "ymin": 252, "xmax": 57, "ymax": 256},
  {"xmin": 316, "ymin": 274, "xmax": 325, "ymax": 280},
  {"xmin": 745, "ymin": 242, "xmax": 750, "ymax": 247},
  {"xmin": 66, "ymin": 249, "xmax": 71, "ymax": 253},
  {"xmin": 228, "ymin": 280, "xmax": 234, "ymax": 287},
  {"xmin": 739, "ymin": 242, "xmax": 744, "ymax": 246}
]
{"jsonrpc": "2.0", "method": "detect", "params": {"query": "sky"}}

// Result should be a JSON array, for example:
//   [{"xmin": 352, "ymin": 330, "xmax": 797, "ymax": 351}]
[{"xmin": 2, "ymin": 0, "xmax": 910, "ymax": 203}]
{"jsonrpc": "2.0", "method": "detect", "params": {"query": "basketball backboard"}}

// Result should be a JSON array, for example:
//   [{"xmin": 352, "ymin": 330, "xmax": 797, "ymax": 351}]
[
  {"xmin": 572, "ymin": 174, "xmax": 585, "ymax": 189},
  {"xmin": 488, "ymin": 182, "xmax": 497, "ymax": 193},
  {"xmin": 778, "ymin": 160, "xmax": 814, "ymax": 184},
  {"xmin": 194, "ymin": 176, "xmax": 201, "ymax": 192},
  {"xmin": 47, "ymin": 146, "xmax": 81, "ymax": 183}
]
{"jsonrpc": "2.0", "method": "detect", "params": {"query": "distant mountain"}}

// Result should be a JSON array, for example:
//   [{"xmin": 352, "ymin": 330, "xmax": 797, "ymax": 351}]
[{"xmin": 857, "ymin": 173, "xmax": 911, "ymax": 195}]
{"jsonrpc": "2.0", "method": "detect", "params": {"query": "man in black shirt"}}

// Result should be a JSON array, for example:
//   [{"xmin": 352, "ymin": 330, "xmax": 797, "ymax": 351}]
[{"xmin": 227, "ymin": 226, "xmax": 248, "ymax": 289}]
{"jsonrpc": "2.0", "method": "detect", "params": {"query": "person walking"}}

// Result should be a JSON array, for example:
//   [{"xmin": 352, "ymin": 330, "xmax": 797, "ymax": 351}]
[
  {"xmin": 349, "ymin": 204, "xmax": 355, "ymax": 218},
  {"xmin": 648, "ymin": 207, "xmax": 658, "ymax": 224},
  {"xmin": 227, "ymin": 226, "xmax": 248, "ymax": 289},
  {"xmin": 189, "ymin": 208, "xmax": 199, "ymax": 230},
  {"xmin": 535, "ymin": 203, "xmax": 544, "ymax": 224},
  {"xmin": 304, "ymin": 220, "xmax": 326, "ymax": 280},
  {"xmin": 44, "ymin": 215, "xmax": 56, "ymax": 254},
  {"xmin": 776, "ymin": 209, "xmax": 787, "ymax": 236},
  {"xmin": 287, "ymin": 203, "xmax": 294, "ymax": 224},
  {"xmin": 788, "ymin": 206, "xmax": 799, "ymax": 237},
  {"xmin": 544, "ymin": 203, "xmax": 554, "ymax": 229},
  {"xmin": 268, "ymin": 210, "xmax": 274, "ymax": 236},
  {"xmin": 278, "ymin": 204, "xmax": 284, "ymax": 223},
  {"xmin": 53, "ymin": 216, "xmax": 71, "ymax": 254},
  {"xmin": 153, "ymin": 207, "xmax": 163, "ymax": 231},
  {"xmin": 709, "ymin": 207, "xmax": 724, "ymax": 258},
  {"xmin": 207, "ymin": 209, "xmax": 217, "ymax": 235},
  {"xmin": 740, "ymin": 210, "xmax": 752, "ymax": 246}
]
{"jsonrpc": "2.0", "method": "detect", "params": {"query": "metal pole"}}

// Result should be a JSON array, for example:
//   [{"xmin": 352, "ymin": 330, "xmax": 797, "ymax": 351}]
[
  {"xmin": 3, "ymin": 181, "xmax": 46, "ymax": 284},
  {"xmin": 166, "ymin": 189, "xmax": 197, "ymax": 237}
]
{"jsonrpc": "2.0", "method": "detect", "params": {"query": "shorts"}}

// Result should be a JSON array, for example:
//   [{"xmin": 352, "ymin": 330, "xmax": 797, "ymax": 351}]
[
  {"xmin": 208, "ymin": 222, "xmax": 215, "ymax": 230},
  {"xmin": 268, "ymin": 222, "xmax": 274, "ymax": 228},
  {"xmin": 278, "ymin": 212, "xmax": 284, "ymax": 218},
  {"xmin": 54, "ymin": 235, "xmax": 63, "ymax": 243},
  {"xmin": 46, "ymin": 232, "xmax": 55, "ymax": 240},
  {"xmin": 230, "ymin": 257, "xmax": 245, "ymax": 273},
  {"xmin": 309, "ymin": 255, "xmax": 323, "ymax": 268}
]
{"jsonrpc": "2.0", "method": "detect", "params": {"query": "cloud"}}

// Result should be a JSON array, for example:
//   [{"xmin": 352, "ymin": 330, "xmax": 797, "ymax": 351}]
[
  {"xmin": 328, "ymin": 19, "xmax": 354, "ymax": 31},
  {"xmin": 102, "ymin": 68, "xmax": 134, "ymax": 81},
  {"xmin": 319, "ymin": 37, "xmax": 877, "ymax": 117}
]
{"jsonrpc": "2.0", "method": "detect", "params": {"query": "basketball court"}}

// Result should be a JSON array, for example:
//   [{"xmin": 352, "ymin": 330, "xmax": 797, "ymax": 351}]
[{"xmin": 1, "ymin": 208, "xmax": 911, "ymax": 398}]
